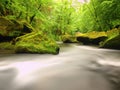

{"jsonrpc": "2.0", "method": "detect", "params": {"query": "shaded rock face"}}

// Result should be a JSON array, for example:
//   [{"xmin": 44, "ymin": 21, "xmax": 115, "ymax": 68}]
[
  {"xmin": 0, "ymin": 34, "xmax": 15, "ymax": 42},
  {"xmin": 62, "ymin": 34, "xmax": 78, "ymax": 43},
  {"xmin": 0, "ymin": 17, "xmax": 59, "ymax": 54},
  {"xmin": 77, "ymin": 36, "xmax": 107, "ymax": 45},
  {"xmin": 90, "ymin": 36, "xmax": 108, "ymax": 45},
  {"xmin": 0, "ymin": 17, "xmax": 32, "ymax": 42},
  {"xmin": 76, "ymin": 31, "xmax": 107, "ymax": 45},
  {"xmin": 63, "ymin": 39, "xmax": 73, "ymax": 43},
  {"xmin": 101, "ymin": 35, "xmax": 120, "ymax": 50},
  {"xmin": 22, "ymin": 24, "xmax": 32, "ymax": 34},
  {"xmin": 77, "ymin": 36, "xmax": 90, "ymax": 45},
  {"xmin": 0, "ymin": 17, "xmax": 22, "ymax": 37}
]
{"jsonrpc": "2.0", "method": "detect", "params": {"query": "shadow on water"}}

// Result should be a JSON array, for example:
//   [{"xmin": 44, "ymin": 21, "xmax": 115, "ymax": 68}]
[{"xmin": 0, "ymin": 44, "xmax": 120, "ymax": 90}]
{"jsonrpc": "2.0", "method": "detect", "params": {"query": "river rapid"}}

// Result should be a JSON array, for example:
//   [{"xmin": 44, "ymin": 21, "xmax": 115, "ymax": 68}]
[{"xmin": 0, "ymin": 44, "xmax": 120, "ymax": 90}]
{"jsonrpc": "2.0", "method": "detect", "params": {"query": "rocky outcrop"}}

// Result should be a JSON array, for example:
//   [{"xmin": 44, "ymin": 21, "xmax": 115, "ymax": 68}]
[
  {"xmin": 0, "ymin": 17, "xmax": 33, "ymax": 42},
  {"xmin": 62, "ymin": 34, "xmax": 78, "ymax": 43},
  {"xmin": 100, "ymin": 29, "xmax": 120, "ymax": 50},
  {"xmin": 77, "ymin": 36, "xmax": 89, "ymax": 45},
  {"xmin": 76, "ymin": 32, "xmax": 107, "ymax": 45},
  {"xmin": 0, "ymin": 42, "xmax": 14, "ymax": 50},
  {"xmin": 15, "ymin": 32, "xmax": 59, "ymax": 54},
  {"xmin": 0, "ymin": 17, "xmax": 59, "ymax": 54},
  {"xmin": 100, "ymin": 35, "xmax": 120, "ymax": 50}
]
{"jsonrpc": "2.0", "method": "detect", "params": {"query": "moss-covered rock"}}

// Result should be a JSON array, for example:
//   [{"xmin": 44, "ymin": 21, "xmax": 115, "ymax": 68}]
[
  {"xmin": 100, "ymin": 35, "xmax": 120, "ymax": 50},
  {"xmin": 91, "ymin": 36, "xmax": 108, "ymax": 45},
  {"xmin": 0, "ymin": 17, "xmax": 33, "ymax": 42},
  {"xmin": 106, "ymin": 28, "xmax": 120, "ymax": 38},
  {"xmin": 100, "ymin": 29, "xmax": 120, "ymax": 50},
  {"xmin": 0, "ymin": 42, "xmax": 14, "ymax": 50},
  {"xmin": 76, "ymin": 31, "xmax": 107, "ymax": 45},
  {"xmin": 77, "ymin": 36, "xmax": 90, "ymax": 45},
  {"xmin": 15, "ymin": 32, "xmax": 59, "ymax": 54},
  {"xmin": 62, "ymin": 34, "xmax": 78, "ymax": 43}
]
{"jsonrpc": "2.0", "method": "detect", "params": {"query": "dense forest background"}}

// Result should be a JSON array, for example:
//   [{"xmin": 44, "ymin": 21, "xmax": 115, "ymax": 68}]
[
  {"xmin": 1, "ymin": 0, "xmax": 120, "ymax": 32},
  {"xmin": 0, "ymin": 0, "xmax": 120, "ymax": 54}
]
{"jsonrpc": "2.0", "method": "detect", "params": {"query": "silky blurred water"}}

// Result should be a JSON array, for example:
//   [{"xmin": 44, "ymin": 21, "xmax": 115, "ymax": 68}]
[{"xmin": 0, "ymin": 44, "xmax": 120, "ymax": 90}]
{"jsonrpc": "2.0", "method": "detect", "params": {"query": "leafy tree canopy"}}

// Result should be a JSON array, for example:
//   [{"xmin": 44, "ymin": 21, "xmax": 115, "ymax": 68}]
[{"xmin": 0, "ymin": 0, "xmax": 120, "ymax": 36}]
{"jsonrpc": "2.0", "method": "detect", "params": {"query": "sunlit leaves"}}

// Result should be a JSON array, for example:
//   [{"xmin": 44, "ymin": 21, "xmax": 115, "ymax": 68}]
[
  {"xmin": 51, "ymin": 0, "xmax": 77, "ymax": 35},
  {"xmin": 77, "ymin": 0, "xmax": 120, "ymax": 32}
]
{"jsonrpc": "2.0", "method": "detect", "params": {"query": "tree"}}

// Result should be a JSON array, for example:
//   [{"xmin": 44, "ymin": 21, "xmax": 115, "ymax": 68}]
[
  {"xmin": 77, "ymin": 0, "xmax": 120, "ymax": 32},
  {"xmin": 51, "ymin": 0, "xmax": 77, "ymax": 36}
]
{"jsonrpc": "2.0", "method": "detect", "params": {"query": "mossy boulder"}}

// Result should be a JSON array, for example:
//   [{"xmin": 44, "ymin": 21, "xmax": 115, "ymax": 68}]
[
  {"xmin": 62, "ymin": 34, "xmax": 78, "ymax": 43},
  {"xmin": 106, "ymin": 28, "xmax": 120, "ymax": 38},
  {"xmin": 76, "ymin": 32, "xmax": 107, "ymax": 45},
  {"xmin": 0, "ymin": 17, "xmax": 33, "ymax": 42},
  {"xmin": 15, "ymin": 32, "xmax": 59, "ymax": 54},
  {"xmin": 100, "ymin": 28, "xmax": 120, "ymax": 50},
  {"xmin": 100, "ymin": 35, "xmax": 120, "ymax": 50},
  {"xmin": 0, "ymin": 42, "xmax": 14, "ymax": 50},
  {"xmin": 77, "ymin": 36, "xmax": 90, "ymax": 45}
]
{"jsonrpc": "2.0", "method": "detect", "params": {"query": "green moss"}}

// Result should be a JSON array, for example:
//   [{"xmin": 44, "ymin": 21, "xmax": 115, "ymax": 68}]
[
  {"xmin": 62, "ymin": 34, "xmax": 78, "ymax": 43},
  {"xmin": 100, "ymin": 29, "xmax": 120, "ymax": 49},
  {"xmin": 76, "ymin": 31, "xmax": 107, "ymax": 45},
  {"xmin": 100, "ymin": 35, "xmax": 120, "ymax": 49},
  {"xmin": 76, "ymin": 31, "xmax": 107, "ymax": 39},
  {"xmin": 0, "ymin": 17, "xmax": 14, "ymax": 36},
  {"xmin": 106, "ymin": 29, "xmax": 120, "ymax": 39},
  {"xmin": 0, "ymin": 17, "xmax": 33, "ymax": 38},
  {"xmin": 15, "ymin": 32, "xmax": 59, "ymax": 54},
  {"xmin": 0, "ymin": 42, "xmax": 14, "ymax": 50}
]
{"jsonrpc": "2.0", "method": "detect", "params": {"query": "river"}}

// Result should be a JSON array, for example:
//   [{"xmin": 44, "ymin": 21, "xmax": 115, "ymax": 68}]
[{"xmin": 0, "ymin": 44, "xmax": 120, "ymax": 90}]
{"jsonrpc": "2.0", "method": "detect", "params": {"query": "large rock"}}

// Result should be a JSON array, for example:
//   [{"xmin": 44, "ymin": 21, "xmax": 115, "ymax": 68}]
[
  {"xmin": 100, "ymin": 29, "xmax": 120, "ymax": 50},
  {"xmin": 62, "ymin": 34, "xmax": 78, "ymax": 43},
  {"xmin": 100, "ymin": 35, "xmax": 120, "ymax": 50},
  {"xmin": 0, "ymin": 17, "xmax": 33, "ymax": 42},
  {"xmin": 0, "ymin": 42, "xmax": 14, "ymax": 50},
  {"xmin": 15, "ymin": 32, "xmax": 59, "ymax": 54},
  {"xmin": 76, "ymin": 32, "xmax": 107, "ymax": 45},
  {"xmin": 77, "ymin": 36, "xmax": 90, "ymax": 45}
]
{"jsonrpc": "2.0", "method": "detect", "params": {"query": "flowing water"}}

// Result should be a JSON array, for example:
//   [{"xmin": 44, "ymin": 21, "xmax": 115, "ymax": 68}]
[{"xmin": 0, "ymin": 44, "xmax": 120, "ymax": 90}]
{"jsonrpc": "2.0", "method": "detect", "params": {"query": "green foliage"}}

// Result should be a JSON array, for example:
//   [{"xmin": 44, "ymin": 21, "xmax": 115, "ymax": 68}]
[
  {"xmin": 52, "ymin": 0, "xmax": 76, "ymax": 34},
  {"xmin": 77, "ymin": 0, "xmax": 120, "ymax": 32},
  {"xmin": 0, "ymin": 0, "xmax": 120, "ymax": 45}
]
